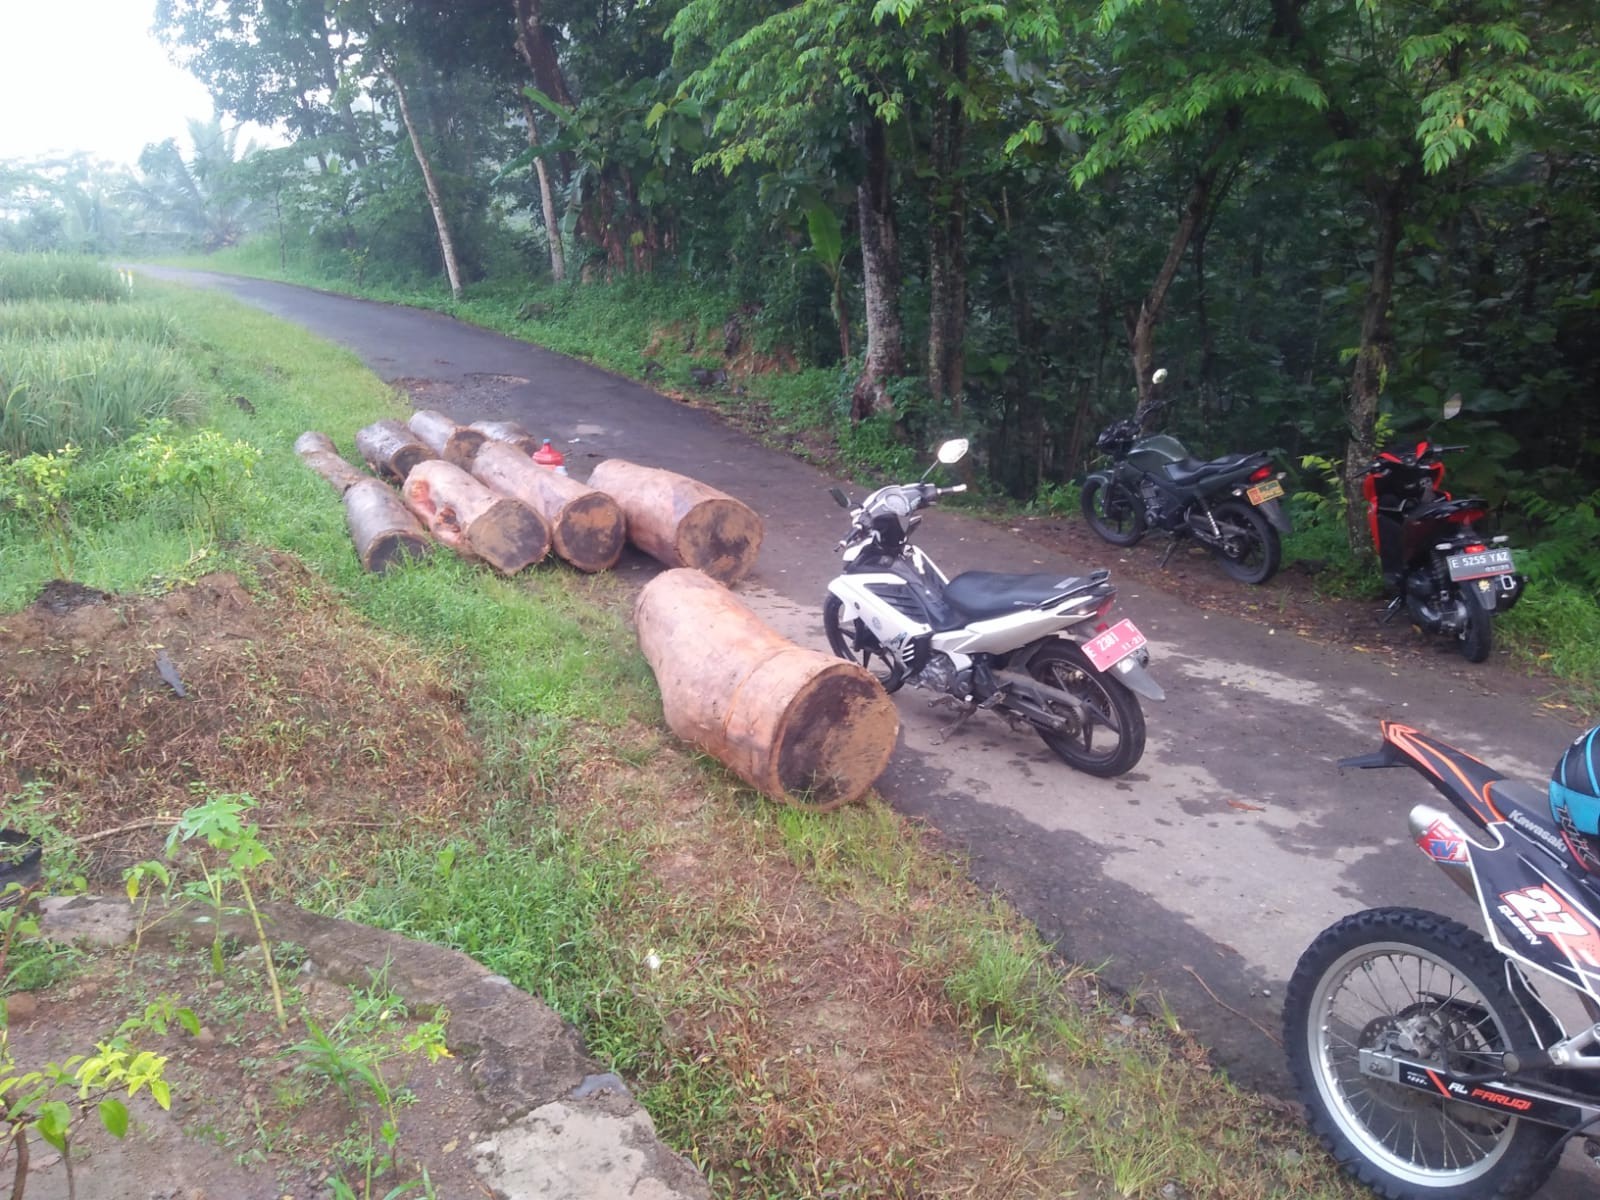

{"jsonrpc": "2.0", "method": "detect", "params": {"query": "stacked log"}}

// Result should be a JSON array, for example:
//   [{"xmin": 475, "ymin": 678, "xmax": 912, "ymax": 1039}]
[
  {"xmin": 589, "ymin": 459, "xmax": 763, "ymax": 585},
  {"xmin": 295, "ymin": 431, "xmax": 431, "ymax": 573},
  {"xmin": 635, "ymin": 569, "xmax": 898, "ymax": 810},
  {"xmin": 408, "ymin": 409, "xmax": 485, "ymax": 469},
  {"xmin": 471, "ymin": 442, "xmax": 625, "ymax": 573},
  {"xmin": 401, "ymin": 460, "xmax": 551, "ymax": 574},
  {"xmin": 294, "ymin": 431, "xmax": 368, "ymax": 494},
  {"xmin": 469, "ymin": 420, "xmax": 542, "ymax": 456},
  {"xmin": 356, "ymin": 420, "xmax": 434, "ymax": 483}
]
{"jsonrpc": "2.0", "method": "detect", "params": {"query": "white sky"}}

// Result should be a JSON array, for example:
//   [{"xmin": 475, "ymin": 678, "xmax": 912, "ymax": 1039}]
[{"xmin": 0, "ymin": 1, "xmax": 237, "ymax": 167}]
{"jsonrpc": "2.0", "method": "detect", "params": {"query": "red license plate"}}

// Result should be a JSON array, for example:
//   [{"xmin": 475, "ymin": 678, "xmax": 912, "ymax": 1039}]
[{"xmin": 1082, "ymin": 619, "xmax": 1147, "ymax": 672}]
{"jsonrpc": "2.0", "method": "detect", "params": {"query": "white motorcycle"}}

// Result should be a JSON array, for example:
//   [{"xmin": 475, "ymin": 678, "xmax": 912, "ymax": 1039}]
[{"xmin": 822, "ymin": 440, "xmax": 1163, "ymax": 777}]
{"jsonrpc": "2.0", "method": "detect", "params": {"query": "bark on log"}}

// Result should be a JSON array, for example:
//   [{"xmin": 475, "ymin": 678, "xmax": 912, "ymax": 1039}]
[
  {"xmin": 635, "ymin": 569, "xmax": 898, "ymax": 810},
  {"xmin": 295, "ymin": 431, "xmax": 369, "ymax": 494},
  {"xmin": 401, "ymin": 459, "xmax": 550, "ymax": 573},
  {"xmin": 408, "ymin": 409, "xmax": 486, "ymax": 469},
  {"xmin": 468, "ymin": 420, "xmax": 542, "ymax": 457},
  {"xmin": 344, "ymin": 479, "xmax": 432, "ymax": 573},
  {"xmin": 472, "ymin": 442, "xmax": 625, "ymax": 572},
  {"xmin": 588, "ymin": 459, "xmax": 763, "ymax": 585},
  {"xmin": 356, "ymin": 420, "xmax": 435, "ymax": 483}
]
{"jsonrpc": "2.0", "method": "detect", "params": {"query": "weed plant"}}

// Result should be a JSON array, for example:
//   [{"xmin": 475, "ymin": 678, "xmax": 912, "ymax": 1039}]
[
  {"xmin": 0, "ymin": 254, "xmax": 128, "ymax": 303},
  {"xmin": 0, "ymin": 298, "xmax": 179, "ymax": 344},
  {"xmin": 0, "ymin": 335, "xmax": 199, "ymax": 456}
]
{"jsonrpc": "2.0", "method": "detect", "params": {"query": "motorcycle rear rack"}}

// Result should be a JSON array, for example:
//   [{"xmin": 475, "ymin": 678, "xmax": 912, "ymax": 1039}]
[{"xmin": 1358, "ymin": 1049, "xmax": 1600, "ymax": 1132}]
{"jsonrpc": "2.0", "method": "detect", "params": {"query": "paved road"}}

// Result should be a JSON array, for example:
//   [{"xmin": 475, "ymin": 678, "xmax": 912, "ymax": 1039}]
[{"xmin": 149, "ymin": 269, "xmax": 1594, "ymax": 1193}]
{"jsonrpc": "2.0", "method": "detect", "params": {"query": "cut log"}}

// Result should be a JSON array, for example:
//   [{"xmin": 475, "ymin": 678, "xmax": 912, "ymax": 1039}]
[
  {"xmin": 401, "ymin": 459, "xmax": 550, "ymax": 573},
  {"xmin": 468, "ymin": 420, "xmax": 541, "ymax": 457},
  {"xmin": 408, "ymin": 409, "xmax": 486, "ymax": 469},
  {"xmin": 344, "ymin": 479, "xmax": 433, "ymax": 573},
  {"xmin": 356, "ymin": 420, "xmax": 435, "ymax": 483},
  {"xmin": 588, "ymin": 459, "xmax": 763, "ymax": 585},
  {"xmin": 294, "ymin": 431, "xmax": 369, "ymax": 494},
  {"xmin": 471, "ymin": 442, "xmax": 625, "ymax": 573},
  {"xmin": 635, "ymin": 569, "xmax": 898, "ymax": 810}
]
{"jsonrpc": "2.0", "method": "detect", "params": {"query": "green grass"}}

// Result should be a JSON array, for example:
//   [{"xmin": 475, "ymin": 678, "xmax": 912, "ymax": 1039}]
[
  {"xmin": 0, "ymin": 334, "xmax": 200, "ymax": 456},
  {"xmin": 0, "ymin": 297, "xmax": 180, "ymax": 343},
  {"xmin": 0, "ymin": 253, "xmax": 130, "ymax": 303}
]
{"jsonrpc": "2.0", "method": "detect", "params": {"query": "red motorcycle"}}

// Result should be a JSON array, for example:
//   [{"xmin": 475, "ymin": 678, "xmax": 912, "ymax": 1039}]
[{"xmin": 1360, "ymin": 419, "xmax": 1525, "ymax": 662}]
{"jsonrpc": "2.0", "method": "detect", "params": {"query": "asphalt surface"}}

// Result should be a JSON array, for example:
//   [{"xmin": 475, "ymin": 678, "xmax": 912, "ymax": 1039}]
[{"xmin": 146, "ymin": 268, "xmax": 1595, "ymax": 1194}]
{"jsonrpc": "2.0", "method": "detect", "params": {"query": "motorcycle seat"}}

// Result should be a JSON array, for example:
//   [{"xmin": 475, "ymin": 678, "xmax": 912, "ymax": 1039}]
[
  {"xmin": 943, "ymin": 571, "xmax": 1093, "ymax": 622},
  {"xmin": 1162, "ymin": 452, "xmax": 1256, "ymax": 488}
]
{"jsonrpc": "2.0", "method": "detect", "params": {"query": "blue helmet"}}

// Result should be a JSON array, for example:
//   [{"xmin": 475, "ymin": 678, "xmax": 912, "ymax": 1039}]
[{"xmin": 1550, "ymin": 727, "xmax": 1600, "ymax": 872}]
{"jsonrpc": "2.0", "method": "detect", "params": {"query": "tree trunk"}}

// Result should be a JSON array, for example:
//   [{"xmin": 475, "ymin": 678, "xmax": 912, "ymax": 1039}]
[
  {"xmin": 402, "ymin": 460, "xmax": 551, "ymax": 573},
  {"xmin": 926, "ymin": 26, "xmax": 969, "ymax": 418},
  {"xmin": 851, "ymin": 115, "xmax": 905, "ymax": 422},
  {"xmin": 407, "ymin": 409, "xmax": 486, "ymax": 469},
  {"xmin": 1128, "ymin": 162, "xmax": 1219, "ymax": 429},
  {"xmin": 469, "ymin": 419, "xmax": 542, "ymax": 456},
  {"xmin": 519, "ymin": 98, "xmax": 567, "ymax": 283},
  {"xmin": 356, "ymin": 420, "xmax": 435, "ymax": 483},
  {"xmin": 344, "ymin": 479, "xmax": 433, "ymax": 573},
  {"xmin": 472, "ymin": 442, "xmax": 625, "ymax": 572},
  {"xmin": 387, "ymin": 65, "xmax": 463, "ymax": 301},
  {"xmin": 294, "ymin": 431, "xmax": 369, "ymax": 493},
  {"xmin": 634, "ymin": 569, "xmax": 899, "ymax": 810},
  {"xmin": 1342, "ymin": 179, "xmax": 1408, "ymax": 558},
  {"xmin": 589, "ymin": 459, "xmax": 763, "ymax": 585}
]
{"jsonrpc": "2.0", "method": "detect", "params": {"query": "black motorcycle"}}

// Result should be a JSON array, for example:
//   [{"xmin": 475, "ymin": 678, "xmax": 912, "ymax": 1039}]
[
  {"xmin": 1080, "ymin": 389, "xmax": 1290, "ymax": 585},
  {"xmin": 1286, "ymin": 722, "xmax": 1600, "ymax": 1200},
  {"xmin": 1359, "ymin": 413, "xmax": 1525, "ymax": 663}
]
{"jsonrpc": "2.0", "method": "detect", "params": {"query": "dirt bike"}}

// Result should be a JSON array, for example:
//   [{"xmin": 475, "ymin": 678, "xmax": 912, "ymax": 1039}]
[
  {"xmin": 1285, "ymin": 721, "xmax": 1600, "ymax": 1200},
  {"xmin": 1360, "ymin": 401, "xmax": 1525, "ymax": 663},
  {"xmin": 822, "ymin": 439, "xmax": 1162, "ymax": 778},
  {"xmin": 1081, "ymin": 379, "xmax": 1290, "ymax": 585}
]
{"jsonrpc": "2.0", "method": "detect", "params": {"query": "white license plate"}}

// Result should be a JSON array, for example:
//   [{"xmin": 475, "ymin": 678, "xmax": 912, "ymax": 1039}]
[
  {"xmin": 1082, "ymin": 619, "xmax": 1148, "ymax": 672},
  {"xmin": 1446, "ymin": 548, "xmax": 1514, "ymax": 581},
  {"xmin": 1247, "ymin": 478, "xmax": 1284, "ymax": 505}
]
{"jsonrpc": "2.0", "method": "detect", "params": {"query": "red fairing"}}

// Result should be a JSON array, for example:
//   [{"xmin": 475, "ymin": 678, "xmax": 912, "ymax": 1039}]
[{"xmin": 1363, "ymin": 473, "xmax": 1381, "ymax": 550}]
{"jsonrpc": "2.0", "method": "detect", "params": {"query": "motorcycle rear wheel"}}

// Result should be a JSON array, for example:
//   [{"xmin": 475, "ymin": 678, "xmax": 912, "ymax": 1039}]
[
  {"xmin": 822, "ymin": 594, "xmax": 907, "ymax": 694},
  {"xmin": 1284, "ymin": 907, "xmax": 1560, "ymax": 1200},
  {"xmin": 1458, "ymin": 594, "xmax": 1493, "ymax": 663},
  {"xmin": 1081, "ymin": 477, "xmax": 1147, "ymax": 547},
  {"xmin": 1209, "ymin": 500, "xmax": 1281, "ymax": 585},
  {"xmin": 1024, "ymin": 641, "xmax": 1145, "ymax": 776}
]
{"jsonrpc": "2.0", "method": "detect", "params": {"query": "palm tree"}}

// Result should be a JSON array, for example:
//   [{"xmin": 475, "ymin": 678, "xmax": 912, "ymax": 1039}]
[{"xmin": 124, "ymin": 114, "xmax": 259, "ymax": 251}]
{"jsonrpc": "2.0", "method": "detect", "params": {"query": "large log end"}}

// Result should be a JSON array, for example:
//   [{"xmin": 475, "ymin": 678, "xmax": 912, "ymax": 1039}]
[
  {"xmin": 465, "ymin": 498, "xmax": 551, "ymax": 573},
  {"xmin": 766, "ymin": 659, "xmax": 899, "ymax": 810},
  {"xmin": 553, "ymin": 491, "xmax": 626, "ymax": 573},
  {"xmin": 345, "ymin": 479, "xmax": 432, "ymax": 573},
  {"xmin": 677, "ymin": 498, "xmax": 764, "ymax": 585}
]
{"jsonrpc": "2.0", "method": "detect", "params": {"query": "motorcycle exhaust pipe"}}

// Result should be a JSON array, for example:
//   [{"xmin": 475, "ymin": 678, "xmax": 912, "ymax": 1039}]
[{"xmin": 1407, "ymin": 804, "xmax": 1482, "ymax": 901}]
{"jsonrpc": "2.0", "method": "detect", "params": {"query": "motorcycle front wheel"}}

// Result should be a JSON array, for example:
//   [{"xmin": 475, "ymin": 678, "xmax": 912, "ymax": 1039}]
[
  {"xmin": 1209, "ymin": 500, "xmax": 1281, "ymax": 584},
  {"xmin": 822, "ymin": 594, "xmax": 907, "ymax": 693},
  {"xmin": 1081, "ymin": 477, "xmax": 1147, "ymax": 547},
  {"xmin": 1024, "ymin": 641, "xmax": 1145, "ymax": 776},
  {"xmin": 1284, "ymin": 907, "xmax": 1561, "ymax": 1200}
]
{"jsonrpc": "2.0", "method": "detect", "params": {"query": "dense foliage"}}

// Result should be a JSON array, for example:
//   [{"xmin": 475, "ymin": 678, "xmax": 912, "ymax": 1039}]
[{"xmin": 4, "ymin": 1, "xmax": 1597, "ymax": 560}]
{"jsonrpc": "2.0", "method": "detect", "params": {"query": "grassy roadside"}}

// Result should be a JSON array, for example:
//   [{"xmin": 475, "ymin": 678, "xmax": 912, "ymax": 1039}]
[
  {"xmin": 2, "ymin": 263, "xmax": 1362, "ymax": 1197},
  {"xmin": 163, "ymin": 247, "xmax": 1600, "ymax": 710}
]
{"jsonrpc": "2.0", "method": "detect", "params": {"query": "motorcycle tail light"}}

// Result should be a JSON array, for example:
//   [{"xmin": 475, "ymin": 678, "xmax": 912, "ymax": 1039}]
[
  {"xmin": 1464, "ymin": 543, "xmax": 1486, "ymax": 554},
  {"xmin": 1092, "ymin": 596, "xmax": 1115, "ymax": 621},
  {"xmin": 1094, "ymin": 620, "xmax": 1110, "ymax": 633},
  {"xmin": 1248, "ymin": 465, "xmax": 1273, "ymax": 483}
]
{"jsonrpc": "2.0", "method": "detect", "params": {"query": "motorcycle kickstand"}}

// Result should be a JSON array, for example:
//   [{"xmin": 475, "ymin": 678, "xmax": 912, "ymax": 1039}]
[
  {"xmin": 1158, "ymin": 535, "xmax": 1182, "ymax": 569},
  {"xmin": 1379, "ymin": 596, "xmax": 1405, "ymax": 625},
  {"xmin": 931, "ymin": 694, "xmax": 1001, "ymax": 744}
]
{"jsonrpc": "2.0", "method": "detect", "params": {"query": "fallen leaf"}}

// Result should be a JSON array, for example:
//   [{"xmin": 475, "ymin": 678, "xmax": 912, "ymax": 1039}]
[{"xmin": 1226, "ymin": 798, "xmax": 1266, "ymax": 812}]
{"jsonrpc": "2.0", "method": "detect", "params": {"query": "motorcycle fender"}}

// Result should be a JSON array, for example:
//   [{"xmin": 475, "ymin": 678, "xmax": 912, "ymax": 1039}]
[
  {"xmin": 1255, "ymin": 497, "xmax": 1293, "ymax": 534},
  {"xmin": 1459, "ymin": 577, "xmax": 1503, "ymax": 614},
  {"xmin": 1113, "ymin": 655, "xmax": 1165, "ymax": 702},
  {"xmin": 1083, "ymin": 467, "xmax": 1115, "ymax": 490}
]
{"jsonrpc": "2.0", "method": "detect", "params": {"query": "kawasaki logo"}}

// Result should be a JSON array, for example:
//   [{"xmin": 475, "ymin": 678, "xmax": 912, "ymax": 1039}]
[{"xmin": 1509, "ymin": 809, "xmax": 1570, "ymax": 857}]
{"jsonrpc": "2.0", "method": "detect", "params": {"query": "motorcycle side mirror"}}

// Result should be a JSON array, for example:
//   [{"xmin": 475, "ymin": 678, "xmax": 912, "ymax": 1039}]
[
  {"xmin": 1152, "ymin": 368, "xmax": 1168, "ymax": 385},
  {"xmin": 936, "ymin": 438, "xmax": 969, "ymax": 465},
  {"xmin": 829, "ymin": 486, "xmax": 851, "ymax": 509},
  {"xmin": 1442, "ymin": 393, "xmax": 1463, "ymax": 420}
]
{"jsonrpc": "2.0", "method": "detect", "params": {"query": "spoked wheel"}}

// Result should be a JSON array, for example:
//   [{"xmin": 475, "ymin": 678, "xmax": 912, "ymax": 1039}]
[
  {"xmin": 822, "ymin": 594, "xmax": 906, "ymax": 694},
  {"xmin": 1458, "ymin": 594, "xmax": 1493, "ymax": 663},
  {"xmin": 1284, "ymin": 907, "xmax": 1561, "ymax": 1200},
  {"xmin": 1023, "ymin": 641, "xmax": 1145, "ymax": 777},
  {"xmin": 1081, "ymin": 477, "xmax": 1147, "ymax": 547},
  {"xmin": 1210, "ymin": 500, "xmax": 1281, "ymax": 584}
]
